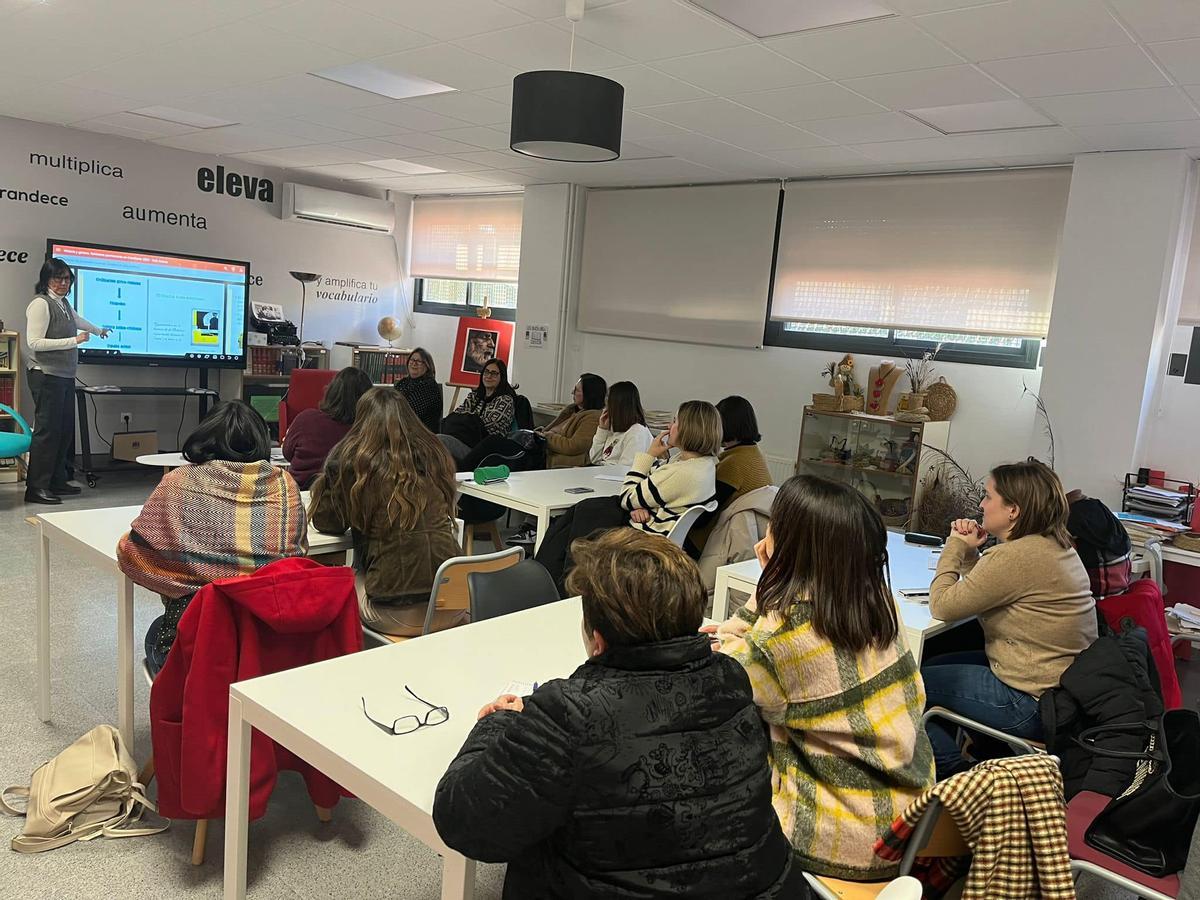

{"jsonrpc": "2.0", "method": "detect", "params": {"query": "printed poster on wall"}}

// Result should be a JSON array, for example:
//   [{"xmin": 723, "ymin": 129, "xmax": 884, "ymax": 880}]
[{"xmin": 448, "ymin": 316, "xmax": 514, "ymax": 388}]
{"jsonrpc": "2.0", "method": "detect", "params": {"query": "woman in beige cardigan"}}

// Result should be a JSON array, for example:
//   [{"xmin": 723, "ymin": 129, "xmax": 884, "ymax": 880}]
[
  {"xmin": 924, "ymin": 458, "xmax": 1097, "ymax": 777},
  {"xmin": 538, "ymin": 373, "xmax": 606, "ymax": 468}
]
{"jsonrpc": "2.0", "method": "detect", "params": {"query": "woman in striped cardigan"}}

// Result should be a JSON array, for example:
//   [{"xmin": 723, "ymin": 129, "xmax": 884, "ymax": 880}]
[
  {"xmin": 713, "ymin": 475, "xmax": 934, "ymax": 881},
  {"xmin": 118, "ymin": 401, "xmax": 308, "ymax": 673}
]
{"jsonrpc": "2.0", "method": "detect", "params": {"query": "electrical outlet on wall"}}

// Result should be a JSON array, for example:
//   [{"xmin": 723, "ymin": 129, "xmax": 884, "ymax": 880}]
[{"xmin": 121, "ymin": 412, "xmax": 132, "ymax": 431}]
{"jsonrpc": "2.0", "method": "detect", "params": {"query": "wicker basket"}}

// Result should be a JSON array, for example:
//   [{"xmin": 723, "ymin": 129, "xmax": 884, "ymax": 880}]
[
  {"xmin": 1175, "ymin": 532, "xmax": 1200, "ymax": 553},
  {"xmin": 925, "ymin": 377, "xmax": 958, "ymax": 422},
  {"xmin": 876, "ymin": 497, "xmax": 911, "ymax": 528},
  {"xmin": 812, "ymin": 393, "xmax": 864, "ymax": 412},
  {"xmin": 897, "ymin": 392, "xmax": 926, "ymax": 412}
]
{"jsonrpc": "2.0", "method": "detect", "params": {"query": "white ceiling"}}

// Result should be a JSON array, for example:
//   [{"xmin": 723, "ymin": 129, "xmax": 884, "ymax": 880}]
[{"xmin": 4, "ymin": 0, "xmax": 1200, "ymax": 193}]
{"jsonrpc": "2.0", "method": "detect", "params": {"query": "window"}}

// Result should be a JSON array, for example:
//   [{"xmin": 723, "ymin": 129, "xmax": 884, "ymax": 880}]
[
  {"xmin": 414, "ymin": 277, "xmax": 517, "ymax": 320},
  {"xmin": 765, "ymin": 168, "xmax": 1070, "ymax": 367}
]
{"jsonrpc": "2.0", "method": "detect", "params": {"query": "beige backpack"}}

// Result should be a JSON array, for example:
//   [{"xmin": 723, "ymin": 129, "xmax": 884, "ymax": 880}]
[{"xmin": 1, "ymin": 725, "xmax": 166, "ymax": 852}]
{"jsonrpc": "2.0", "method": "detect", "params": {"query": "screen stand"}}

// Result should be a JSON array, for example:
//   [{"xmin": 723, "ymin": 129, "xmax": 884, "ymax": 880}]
[{"xmin": 198, "ymin": 368, "xmax": 211, "ymax": 419}]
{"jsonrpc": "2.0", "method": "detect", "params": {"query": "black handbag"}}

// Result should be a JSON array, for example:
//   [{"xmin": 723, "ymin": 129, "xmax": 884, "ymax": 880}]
[{"xmin": 1081, "ymin": 708, "xmax": 1200, "ymax": 877}]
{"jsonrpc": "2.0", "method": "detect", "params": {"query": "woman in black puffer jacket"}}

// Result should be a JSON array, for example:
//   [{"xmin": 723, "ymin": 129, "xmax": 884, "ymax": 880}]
[{"xmin": 433, "ymin": 528, "xmax": 809, "ymax": 900}]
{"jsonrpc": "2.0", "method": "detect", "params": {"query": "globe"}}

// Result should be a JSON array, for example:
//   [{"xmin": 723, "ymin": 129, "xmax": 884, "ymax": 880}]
[{"xmin": 377, "ymin": 316, "xmax": 403, "ymax": 345}]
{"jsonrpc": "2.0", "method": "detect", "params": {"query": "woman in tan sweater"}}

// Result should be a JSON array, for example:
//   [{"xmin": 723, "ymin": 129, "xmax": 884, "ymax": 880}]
[{"xmin": 925, "ymin": 458, "xmax": 1096, "ymax": 777}]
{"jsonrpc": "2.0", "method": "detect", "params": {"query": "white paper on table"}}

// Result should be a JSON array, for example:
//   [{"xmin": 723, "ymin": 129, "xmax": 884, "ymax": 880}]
[
  {"xmin": 455, "ymin": 472, "xmax": 475, "ymax": 482},
  {"xmin": 500, "ymin": 680, "xmax": 537, "ymax": 696},
  {"xmin": 594, "ymin": 473, "xmax": 625, "ymax": 482}
]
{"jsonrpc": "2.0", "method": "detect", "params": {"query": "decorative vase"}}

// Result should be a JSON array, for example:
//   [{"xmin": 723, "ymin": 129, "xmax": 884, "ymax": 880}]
[{"xmin": 897, "ymin": 391, "xmax": 926, "ymax": 412}]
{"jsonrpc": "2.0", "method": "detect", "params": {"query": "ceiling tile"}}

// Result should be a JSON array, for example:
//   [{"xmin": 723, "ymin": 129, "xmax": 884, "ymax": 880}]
[
  {"xmin": 302, "ymin": 162, "xmax": 399, "ymax": 180},
  {"xmin": 852, "ymin": 126, "xmax": 1084, "ymax": 162},
  {"xmin": 1148, "ymin": 39, "xmax": 1200, "ymax": 86},
  {"xmin": 454, "ymin": 21, "xmax": 631, "ymax": 71},
  {"xmin": 636, "ymin": 133, "xmax": 782, "ymax": 176},
  {"xmin": 1070, "ymin": 120, "xmax": 1200, "ymax": 151},
  {"xmin": 639, "ymin": 98, "xmax": 830, "ymax": 150},
  {"xmin": 886, "ymin": 0, "xmax": 1002, "ymax": 13},
  {"xmin": 495, "ymin": 0, "xmax": 624, "ymax": 18},
  {"xmin": 335, "ymin": 137, "xmax": 420, "ymax": 156},
  {"xmin": 372, "ymin": 44, "xmax": 520, "ymax": 92},
  {"xmin": 801, "ymin": 112, "xmax": 944, "ymax": 143},
  {"xmin": 291, "ymin": 109, "xmax": 411, "ymax": 137},
  {"xmin": 0, "ymin": 84, "xmax": 139, "ymax": 125},
  {"xmin": 652, "ymin": 45, "xmax": 823, "ymax": 95},
  {"xmin": 1109, "ymin": 1, "xmax": 1200, "ymax": 43},
  {"xmin": 452, "ymin": 149, "xmax": 529, "ymax": 169},
  {"xmin": 982, "ymin": 46, "xmax": 1168, "ymax": 98},
  {"xmin": 154, "ymin": 125, "xmax": 309, "ymax": 154},
  {"xmin": 768, "ymin": 146, "xmax": 875, "ymax": 173},
  {"xmin": 766, "ymin": 17, "xmax": 962, "ymax": 79},
  {"xmin": 234, "ymin": 145, "xmax": 383, "ymax": 167},
  {"xmin": 843, "ymin": 65, "xmax": 1013, "ymax": 109},
  {"xmin": 405, "ymin": 92, "xmax": 510, "ymax": 126},
  {"xmin": 180, "ymin": 76, "xmax": 383, "ymax": 124},
  {"xmin": 353, "ymin": 102, "xmax": 474, "ymax": 132},
  {"xmin": 246, "ymin": 0, "xmax": 433, "ymax": 57},
  {"xmin": 564, "ymin": 0, "xmax": 747, "ymax": 62},
  {"xmin": 373, "ymin": 132, "xmax": 486, "ymax": 155},
  {"xmin": 619, "ymin": 110, "xmax": 689, "ymax": 140},
  {"xmin": 75, "ymin": 113, "xmax": 199, "ymax": 139},
  {"xmin": 260, "ymin": 118, "xmax": 364, "ymax": 144},
  {"xmin": 427, "ymin": 126, "xmax": 514, "ymax": 150},
  {"xmin": 1033, "ymin": 88, "xmax": 1198, "ymax": 126},
  {"xmin": 603, "ymin": 65, "xmax": 711, "ymax": 107},
  {"xmin": 907, "ymin": 99, "xmax": 1055, "ymax": 133},
  {"xmin": 917, "ymin": 0, "xmax": 1130, "ymax": 62},
  {"xmin": 339, "ymin": 0, "xmax": 531, "ymax": 40},
  {"xmin": 735, "ymin": 82, "xmax": 886, "ymax": 122}
]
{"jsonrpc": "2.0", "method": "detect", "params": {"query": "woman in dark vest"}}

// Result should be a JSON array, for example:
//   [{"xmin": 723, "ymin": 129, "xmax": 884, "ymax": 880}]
[{"xmin": 23, "ymin": 258, "xmax": 109, "ymax": 504}]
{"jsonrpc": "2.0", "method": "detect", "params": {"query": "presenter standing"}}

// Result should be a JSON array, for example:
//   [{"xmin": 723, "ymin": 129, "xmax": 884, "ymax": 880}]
[{"xmin": 24, "ymin": 258, "xmax": 109, "ymax": 504}]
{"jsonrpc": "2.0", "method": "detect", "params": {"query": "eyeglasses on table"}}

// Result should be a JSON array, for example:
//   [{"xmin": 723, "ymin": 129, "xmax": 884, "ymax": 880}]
[{"xmin": 361, "ymin": 685, "xmax": 450, "ymax": 735}]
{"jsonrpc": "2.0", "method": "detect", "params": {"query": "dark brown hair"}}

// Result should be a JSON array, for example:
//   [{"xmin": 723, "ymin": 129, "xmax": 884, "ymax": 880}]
[
  {"xmin": 311, "ymin": 387, "xmax": 456, "ymax": 532},
  {"xmin": 182, "ymin": 400, "xmax": 271, "ymax": 465},
  {"xmin": 605, "ymin": 381, "xmax": 646, "ymax": 434},
  {"xmin": 716, "ymin": 395, "xmax": 761, "ymax": 445},
  {"xmin": 566, "ymin": 528, "xmax": 705, "ymax": 647},
  {"xmin": 757, "ymin": 475, "xmax": 898, "ymax": 653},
  {"xmin": 472, "ymin": 357, "xmax": 515, "ymax": 401},
  {"xmin": 319, "ymin": 367, "xmax": 373, "ymax": 425},
  {"xmin": 577, "ymin": 373, "xmax": 607, "ymax": 411},
  {"xmin": 990, "ymin": 458, "xmax": 1073, "ymax": 548}
]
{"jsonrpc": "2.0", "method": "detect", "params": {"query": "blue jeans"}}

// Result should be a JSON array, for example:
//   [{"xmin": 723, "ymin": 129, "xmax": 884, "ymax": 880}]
[{"xmin": 921, "ymin": 651, "xmax": 1043, "ymax": 779}]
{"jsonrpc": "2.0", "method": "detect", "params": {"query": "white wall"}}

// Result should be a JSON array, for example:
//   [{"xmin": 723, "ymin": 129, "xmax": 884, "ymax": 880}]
[
  {"xmin": 1141, "ymin": 324, "xmax": 1200, "ymax": 488},
  {"xmin": 0, "ymin": 115, "xmax": 403, "ymax": 452}
]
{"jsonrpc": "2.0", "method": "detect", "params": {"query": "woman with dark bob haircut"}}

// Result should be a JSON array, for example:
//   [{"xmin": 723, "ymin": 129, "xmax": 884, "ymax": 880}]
[
  {"xmin": 283, "ymin": 366, "xmax": 373, "ymax": 488},
  {"xmin": 394, "ymin": 347, "xmax": 443, "ymax": 433},
  {"xmin": 119, "ymin": 400, "xmax": 307, "ymax": 672}
]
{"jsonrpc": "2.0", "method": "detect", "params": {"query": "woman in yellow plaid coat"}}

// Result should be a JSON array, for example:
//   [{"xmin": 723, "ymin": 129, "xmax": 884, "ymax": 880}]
[{"xmin": 716, "ymin": 475, "xmax": 934, "ymax": 880}]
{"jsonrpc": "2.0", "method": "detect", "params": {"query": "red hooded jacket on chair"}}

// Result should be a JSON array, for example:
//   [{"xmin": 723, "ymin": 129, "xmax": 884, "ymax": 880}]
[{"xmin": 149, "ymin": 557, "xmax": 362, "ymax": 820}]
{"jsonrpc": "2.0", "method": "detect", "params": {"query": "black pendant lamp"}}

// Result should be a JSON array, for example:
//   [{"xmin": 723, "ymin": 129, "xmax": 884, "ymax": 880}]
[{"xmin": 509, "ymin": 1, "xmax": 624, "ymax": 162}]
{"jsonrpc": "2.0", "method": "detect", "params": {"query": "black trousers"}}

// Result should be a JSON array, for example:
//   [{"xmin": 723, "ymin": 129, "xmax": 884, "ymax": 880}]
[
  {"xmin": 534, "ymin": 496, "xmax": 630, "ymax": 592},
  {"xmin": 26, "ymin": 370, "xmax": 75, "ymax": 493},
  {"xmin": 459, "ymin": 434, "xmax": 544, "ymax": 473}
]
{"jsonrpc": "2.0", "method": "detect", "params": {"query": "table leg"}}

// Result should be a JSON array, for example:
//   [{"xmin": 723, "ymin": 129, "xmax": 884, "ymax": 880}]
[
  {"xmin": 441, "ymin": 852, "xmax": 477, "ymax": 900},
  {"xmin": 37, "ymin": 525, "xmax": 51, "ymax": 723},
  {"xmin": 533, "ymin": 510, "xmax": 550, "ymax": 554},
  {"xmin": 224, "ymin": 695, "xmax": 251, "ymax": 900},
  {"xmin": 712, "ymin": 569, "xmax": 731, "ymax": 622},
  {"xmin": 910, "ymin": 629, "xmax": 924, "ymax": 667},
  {"xmin": 118, "ymin": 575, "xmax": 135, "ymax": 747}
]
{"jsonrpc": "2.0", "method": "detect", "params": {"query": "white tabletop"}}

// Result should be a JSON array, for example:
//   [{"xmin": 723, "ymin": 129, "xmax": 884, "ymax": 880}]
[
  {"xmin": 232, "ymin": 597, "xmax": 589, "ymax": 819},
  {"xmin": 33, "ymin": 491, "xmax": 348, "ymax": 564},
  {"xmin": 717, "ymin": 531, "xmax": 948, "ymax": 638},
  {"xmin": 136, "ymin": 450, "xmax": 290, "ymax": 469},
  {"xmin": 457, "ymin": 466, "xmax": 624, "ymax": 511}
]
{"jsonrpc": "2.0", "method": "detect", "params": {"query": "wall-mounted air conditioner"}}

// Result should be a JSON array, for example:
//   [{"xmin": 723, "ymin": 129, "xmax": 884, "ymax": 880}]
[{"xmin": 281, "ymin": 183, "xmax": 395, "ymax": 234}]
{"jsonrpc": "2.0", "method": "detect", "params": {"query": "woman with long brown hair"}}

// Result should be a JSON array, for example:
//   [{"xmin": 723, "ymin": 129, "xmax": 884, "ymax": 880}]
[
  {"xmin": 310, "ymin": 386, "xmax": 462, "ymax": 636},
  {"xmin": 924, "ymin": 458, "xmax": 1096, "ymax": 777},
  {"xmin": 714, "ymin": 475, "xmax": 933, "ymax": 881}
]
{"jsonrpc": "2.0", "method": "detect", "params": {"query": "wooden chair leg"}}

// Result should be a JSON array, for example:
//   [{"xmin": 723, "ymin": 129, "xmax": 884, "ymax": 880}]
[
  {"xmin": 191, "ymin": 819, "xmax": 209, "ymax": 866},
  {"xmin": 138, "ymin": 757, "xmax": 155, "ymax": 786},
  {"xmin": 315, "ymin": 805, "xmax": 332, "ymax": 823},
  {"xmin": 464, "ymin": 526, "xmax": 476, "ymax": 555},
  {"xmin": 483, "ymin": 522, "xmax": 504, "ymax": 551}
]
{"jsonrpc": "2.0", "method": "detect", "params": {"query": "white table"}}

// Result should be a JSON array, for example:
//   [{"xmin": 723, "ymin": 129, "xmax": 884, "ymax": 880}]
[
  {"xmin": 136, "ymin": 450, "xmax": 290, "ymax": 471},
  {"xmin": 456, "ymin": 467, "xmax": 625, "ymax": 551},
  {"xmin": 225, "ymin": 597, "xmax": 590, "ymax": 900},
  {"xmin": 712, "ymin": 531, "xmax": 958, "ymax": 665},
  {"xmin": 30, "ymin": 494, "xmax": 350, "ymax": 746}
]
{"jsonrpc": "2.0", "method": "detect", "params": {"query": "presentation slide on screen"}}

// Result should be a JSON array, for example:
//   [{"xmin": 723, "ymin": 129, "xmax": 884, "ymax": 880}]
[{"xmin": 50, "ymin": 243, "xmax": 247, "ymax": 362}]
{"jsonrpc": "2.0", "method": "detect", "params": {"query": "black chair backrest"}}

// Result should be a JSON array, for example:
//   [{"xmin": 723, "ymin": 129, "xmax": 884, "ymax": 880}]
[
  {"xmin": 513, "ymin": 394, "xmax": 535, "ymax": 431},
  {"xmin": 468, "ymin": 560, "xmax": 561, "ymax": 623}
]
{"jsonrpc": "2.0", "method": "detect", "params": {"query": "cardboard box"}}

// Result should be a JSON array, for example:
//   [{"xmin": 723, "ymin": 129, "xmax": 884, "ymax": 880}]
[{"xmin": 112, "ymin": 431, "xmax": 158, "ymax": 462}]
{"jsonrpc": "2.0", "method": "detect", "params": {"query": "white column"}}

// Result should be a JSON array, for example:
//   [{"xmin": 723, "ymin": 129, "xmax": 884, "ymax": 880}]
[{"xmin": 1038, "ymin": 151, "xmax": 1193, "ymax": 505}]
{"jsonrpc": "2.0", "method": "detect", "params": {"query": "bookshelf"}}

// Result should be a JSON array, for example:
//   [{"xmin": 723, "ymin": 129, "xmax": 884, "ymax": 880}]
[
  {"xmin": 350, "ymin": 346, "xmax": 411, "ymax": 385},
  {"xmin": 0, "ymin": 331, "xmax": 23, "ymax": 483}
]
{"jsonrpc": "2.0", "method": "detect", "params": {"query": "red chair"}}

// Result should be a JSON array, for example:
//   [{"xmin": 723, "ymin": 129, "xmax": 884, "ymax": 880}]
[
  {"xmin": 1067, "ymin": 790, "xmax": 1180, "ymax": 899},
  {"xmin": 278, "ymin": 368, "xmax": 336, "ymax": 439}
]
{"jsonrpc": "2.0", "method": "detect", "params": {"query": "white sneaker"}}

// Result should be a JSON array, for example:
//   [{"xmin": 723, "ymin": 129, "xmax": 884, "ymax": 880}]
[{"xmin": 509, "ymin": 524, "xmax": 537, "ymax": 544}]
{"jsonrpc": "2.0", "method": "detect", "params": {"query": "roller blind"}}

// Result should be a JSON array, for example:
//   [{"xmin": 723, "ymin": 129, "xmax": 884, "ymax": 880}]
[
  {"xmin": 577, "ymin": 183, "xmax": 780, "ymax": 348},
  {"xmin": 771, "ymin": 168, "xmax": 1071, "ymax": 339},
  {"xmin": 1180, "ymin": 176, "xmax": 1200, "ymax": 326},
  {"xmin": 410, "ymin": 195, "xmax": 523, "ymax": 283}
]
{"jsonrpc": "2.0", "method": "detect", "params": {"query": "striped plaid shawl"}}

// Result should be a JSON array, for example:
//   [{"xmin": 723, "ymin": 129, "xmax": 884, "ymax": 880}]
[
  {"xmin": 874, "ymin": 755, "xmax": 1075, "ymax": 900},
  {"xmin": 118, "ymin": 460, "xmax": 308, "ymax": 600},
  {"xmin": 717, "ymin": 593, "xmax": 934, "ymax": 879}
]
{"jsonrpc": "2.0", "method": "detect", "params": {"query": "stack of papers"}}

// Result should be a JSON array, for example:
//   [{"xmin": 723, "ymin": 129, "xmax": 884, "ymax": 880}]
[
  {"xmin": 1167, "ymin": 603, "xmax": 1200, "ymax": 637},
  {"xmin": 1124, "ymin": 485, "xmax": 1192, "ymax": 522}
]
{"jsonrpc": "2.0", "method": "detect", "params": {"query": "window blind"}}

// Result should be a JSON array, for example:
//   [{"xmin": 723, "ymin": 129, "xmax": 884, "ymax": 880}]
[
  {"xmin": 577, "ymin": 182, "xmax": 780, "ymax": 349},
  {"xmin": 1179, "ymin": 174, "xmax": 1200, "ymax": 326},
  {"xmin": 410, "ymin": 195, "xmax": 523, "ymax": 283},
  {"xmin": 771, "ymin": 168, "xmax": 1071, "ymax": 339}
]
